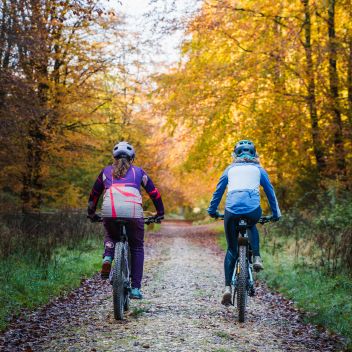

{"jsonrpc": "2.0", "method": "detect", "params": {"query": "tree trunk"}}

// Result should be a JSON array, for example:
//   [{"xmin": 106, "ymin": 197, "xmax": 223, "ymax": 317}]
[
  {"xmin": 327, "ymin": 0, "xmax": 346, "ymax": 177},
  {"xmin": 20, "ymin": 0, "xmax": 50, "ymax": 212},
  {"xmin": 272, "ymin": 17, "xmax": 289, "ymax": 209},
  {"xmin": 301, "ymin": 0, "xmax": 326, "ymax": 174},
  {"xmin": 347, "ymin": 38, "xmax": 352, "ymax": 130},
  {"xmin": 21, "ymin": 124, "xmax": 45, "ymax": 212}
]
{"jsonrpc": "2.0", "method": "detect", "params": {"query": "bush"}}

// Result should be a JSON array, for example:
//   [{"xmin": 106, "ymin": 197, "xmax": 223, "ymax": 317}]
[
  {"xmin": 271, "ymin": 190, "xmax": 352, "ymax": 275},
  {"xmin": 0, "ymin": 212, "xmax": 102, "ymax": 263},
  {"xmin": 0, "ymin": 211, "xmax": 103, "ymax": 331}
]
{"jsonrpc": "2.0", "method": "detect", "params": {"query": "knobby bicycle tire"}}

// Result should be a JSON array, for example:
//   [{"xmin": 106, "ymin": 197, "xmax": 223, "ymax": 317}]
[
  {"xmin": 237, "ymin": 245, "xmax": 248, "ymax": 323},
  {"xmin": 113, "ymin": 242, "xmax": 126, "ymax": 320}
]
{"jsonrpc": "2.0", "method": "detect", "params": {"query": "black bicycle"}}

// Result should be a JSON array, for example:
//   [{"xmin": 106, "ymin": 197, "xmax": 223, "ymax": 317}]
[
  {"xmin": 218, "ymin": 214, "xmax": 273, "ymax": 322},
  {"xmin": 89, "ymin": 215, "xmax": 161, "ymax": 320}
]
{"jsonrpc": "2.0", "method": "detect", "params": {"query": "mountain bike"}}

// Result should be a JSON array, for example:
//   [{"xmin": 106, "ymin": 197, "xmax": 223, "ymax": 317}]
[
  {"xmin": 218, "ymin": 214, "xmax": 273, "ymax": 322},
  {"xmin": 89, "ymin": 215, "xmax": 161, "ymax": 320}
]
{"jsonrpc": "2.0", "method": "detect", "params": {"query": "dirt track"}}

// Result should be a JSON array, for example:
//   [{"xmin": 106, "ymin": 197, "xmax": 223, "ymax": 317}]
[{"xmin": 0, "ymin": 222, "xmax": 346, "ymax": 351}]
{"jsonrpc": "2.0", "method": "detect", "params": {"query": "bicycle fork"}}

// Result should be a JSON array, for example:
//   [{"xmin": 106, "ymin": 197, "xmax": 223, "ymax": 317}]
[
  {"xmin": 231, "ymin": 257, "xmax": 255, "ymax": 302},
  {"xmin": 108, "ymin": 226, "xmax": 131, "ymax": 293},
  {"xmin": 121, "ymin": 226, "xmax": 131, "ymax": 293},
  {"xmin": 123, "ymin": 247, "xmax": 131, "ymax": 292},
  {"xmin": 231, "ymin": 247, "xmax": 256, "ymax": 306},
  {"xmin": 248, "ymin": 263, "xmax": 255, "ymax": 297}
]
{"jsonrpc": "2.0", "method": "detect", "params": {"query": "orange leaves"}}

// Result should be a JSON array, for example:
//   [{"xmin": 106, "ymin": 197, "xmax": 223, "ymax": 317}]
[{"xmin": 152, "ymin": 0, "xmax": 352, "ymax": 209}]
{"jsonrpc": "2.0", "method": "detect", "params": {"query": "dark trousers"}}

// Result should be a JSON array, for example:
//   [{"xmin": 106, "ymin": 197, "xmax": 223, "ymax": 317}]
[
  {"xmin": 224, "ymin": 207, "xmax": 262, "ymax": 286},
  {"xmin": 103, "ymin": 218, "xmax": 145, "ymax": 289}
]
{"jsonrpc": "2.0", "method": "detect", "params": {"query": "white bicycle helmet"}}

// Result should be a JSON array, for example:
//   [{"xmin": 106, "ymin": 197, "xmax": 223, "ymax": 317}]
[{"xmin": 112, "ymin": 141, "xmax": 135, "ymax": 160}]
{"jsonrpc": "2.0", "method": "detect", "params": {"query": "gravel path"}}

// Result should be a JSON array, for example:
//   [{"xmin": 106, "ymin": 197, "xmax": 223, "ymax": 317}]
[{"xmin": 0, "ymin": 222, "xmax": 346, "ymax": 351}]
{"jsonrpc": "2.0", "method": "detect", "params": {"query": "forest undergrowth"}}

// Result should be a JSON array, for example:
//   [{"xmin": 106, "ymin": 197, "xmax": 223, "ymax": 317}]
[{"xmin": 0, "ymin": 212, "xmax": 103, "ymax": 331}]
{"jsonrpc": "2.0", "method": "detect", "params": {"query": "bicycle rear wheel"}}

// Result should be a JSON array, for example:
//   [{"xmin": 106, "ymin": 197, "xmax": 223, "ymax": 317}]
[
  {"xmin": 237, "ymin": 245, "xmax": 248, "ymax": 323},
  {"xmin": 113, "ymin": 242, "xmax": 127, "ymax": 320}
]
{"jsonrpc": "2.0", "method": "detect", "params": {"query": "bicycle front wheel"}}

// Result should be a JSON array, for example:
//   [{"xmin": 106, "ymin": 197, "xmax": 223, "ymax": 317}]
[
  {"xmin": 113, "ymin": 242, "xmax": 127, "ymax": 320},
  {"xmin": 123, "ymin": 244, "xmax": 131, "ymax": 312},
  {"xmin": 237, "ymin": 245, "xmax": 248, "ymax": 323}
]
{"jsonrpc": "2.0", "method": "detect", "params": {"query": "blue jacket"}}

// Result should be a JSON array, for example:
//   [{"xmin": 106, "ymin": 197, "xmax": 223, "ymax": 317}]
[{"xmin": 208, "ymin": 162, "xmax": 281, "ymax": 218}]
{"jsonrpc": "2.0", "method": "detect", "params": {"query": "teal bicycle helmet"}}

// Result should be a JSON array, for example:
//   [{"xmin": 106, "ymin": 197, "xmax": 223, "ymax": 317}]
[{"xmin": 234, "ymin": 140, "xmax": 256, "ymax": 158}]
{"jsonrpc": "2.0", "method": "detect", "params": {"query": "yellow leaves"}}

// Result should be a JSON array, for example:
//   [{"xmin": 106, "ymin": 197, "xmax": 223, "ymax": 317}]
[
  {"xmin": 52, "ymin": 184, "xmax": 83, "ymax": 209},
  {"xmin": 91, "ymin": 41, "xmax": 109, "ymax": 49},
  {"xmin": 152, "ymin": 0, "xmax": 352, "ymax": 208}
]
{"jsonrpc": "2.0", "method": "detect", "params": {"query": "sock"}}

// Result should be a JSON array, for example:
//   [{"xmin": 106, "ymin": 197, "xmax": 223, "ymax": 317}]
[{"xmin": 103, "ymin": 256, "xmax": 112, "ymax": 264}]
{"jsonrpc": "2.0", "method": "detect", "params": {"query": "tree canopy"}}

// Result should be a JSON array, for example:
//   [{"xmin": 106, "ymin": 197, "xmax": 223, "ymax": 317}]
[
  {"xmin": 0, "ymin": 0, "xmax": 351, "ymax": 213},
  {"xmin": 153, "ymin": 0, "xmax": 352, "ymax": 211}
]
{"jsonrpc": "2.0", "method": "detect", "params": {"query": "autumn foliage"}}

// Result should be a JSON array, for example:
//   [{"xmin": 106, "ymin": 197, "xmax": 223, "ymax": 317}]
[
  {"xmin": 0, "ymin": 0, "xmax": 351, "ymax": 213},
  {"xmin": 0, "ymin": 0, "xmax": 151, "ymax": 212},
  {"xmin": 154, "ymin": 0, "xmax": 352, "ymax": 211}
]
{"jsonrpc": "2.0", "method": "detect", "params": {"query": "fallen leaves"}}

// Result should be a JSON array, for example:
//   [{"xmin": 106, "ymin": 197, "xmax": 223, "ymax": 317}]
[{"xmin": 0, "ymin": 222, "xmax": 347, "ymax": 352}]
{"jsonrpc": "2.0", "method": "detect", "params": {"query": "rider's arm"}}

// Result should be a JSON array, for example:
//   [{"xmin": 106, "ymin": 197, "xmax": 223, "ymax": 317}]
[
  {"xmin": 141, "ymin": 169, "xmax": 164, "ymax": 216},
  {"xmin": 207, "ymin": 168, "xmax": 229, "ymax": 215},
  {"xmin": 259, "ymin": 167, "xmax": 281, "ymax": 219},
  {"xmin": 87, "ymin": 169, "xmax": 104, "ymax": 216}
]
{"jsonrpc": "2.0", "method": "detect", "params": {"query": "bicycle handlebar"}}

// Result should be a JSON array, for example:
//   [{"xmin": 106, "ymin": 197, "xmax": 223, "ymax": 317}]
[
  {"xmin": 215, "ymin": 214, "xmax": 275, "ymax": 224},
  {"xmin": 258, "ymin": 216, "xmax": 274, "ymax": 224},
  {"xmin": 143, "ymin": 216, "xmax": 163, "ymax": 225},
  {"xmin": 87, "ymin": 215, "xmax": 103, "ymax": 222},
  {"xmin": 87, "ymin": 215, "xmax": 163, "ymax": 225}
]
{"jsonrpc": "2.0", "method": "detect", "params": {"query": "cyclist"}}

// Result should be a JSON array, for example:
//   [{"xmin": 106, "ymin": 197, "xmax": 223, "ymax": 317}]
[
  {"xmin": 207, "ymin": 140, "xmax": 281, "ymax": 305},
  {"xmin": 87, "ymin": 141, "xmax": 164, "ymax": 299}
]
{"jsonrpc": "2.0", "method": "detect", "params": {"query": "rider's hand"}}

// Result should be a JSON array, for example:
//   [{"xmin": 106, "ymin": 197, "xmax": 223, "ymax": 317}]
[
  {"xmin": 209, "ymin": 211, "xmax": 220, "ymax": 219},
  {"xmin": 87, "ymin": 213, "xmax": 101, "ymax": 222},
  {"xmin": 154, "ymin": 214, "xmax": 164, "ymax": 223}
]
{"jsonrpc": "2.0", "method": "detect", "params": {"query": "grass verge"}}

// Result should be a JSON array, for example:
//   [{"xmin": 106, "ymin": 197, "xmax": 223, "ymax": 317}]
[
  {"xmin": 0, "ymin": 238, "xmax": 101, "ymax": 331},
  {"xmin": 145, "ymin": 222, "xmax": 161, "ymax": 233},
  {"xmin": 218, "ymin": 232, "xmax": 352, "ymax": 348}
]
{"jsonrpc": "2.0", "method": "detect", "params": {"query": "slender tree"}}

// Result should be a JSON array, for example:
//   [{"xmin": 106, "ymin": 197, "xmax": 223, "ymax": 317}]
[
  {"xmin": 348, "ymin": 37, "xmax": 352, "ymax": 128},
  {"xmin": 301, "ymin": 0, "xmax": 326, "ymax": 175},
  {"xmin": 327, "ymin": 0, "xmax": 346, "ymax": 176}
]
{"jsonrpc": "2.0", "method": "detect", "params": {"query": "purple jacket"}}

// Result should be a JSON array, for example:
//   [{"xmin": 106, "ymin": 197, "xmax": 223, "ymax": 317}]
[{"xmin": 88, "ymin": 165, "xmax": 164, "ymax": 218}]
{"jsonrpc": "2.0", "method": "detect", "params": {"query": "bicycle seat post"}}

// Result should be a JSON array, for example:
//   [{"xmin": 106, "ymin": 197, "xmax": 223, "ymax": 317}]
[
  {"xmin": 111, "ymin": 219, "xmax": 128, "ymax": 241},
  {"xmin": 238, "ymin": 219, "xmax": 248, "ymax": 236}
]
